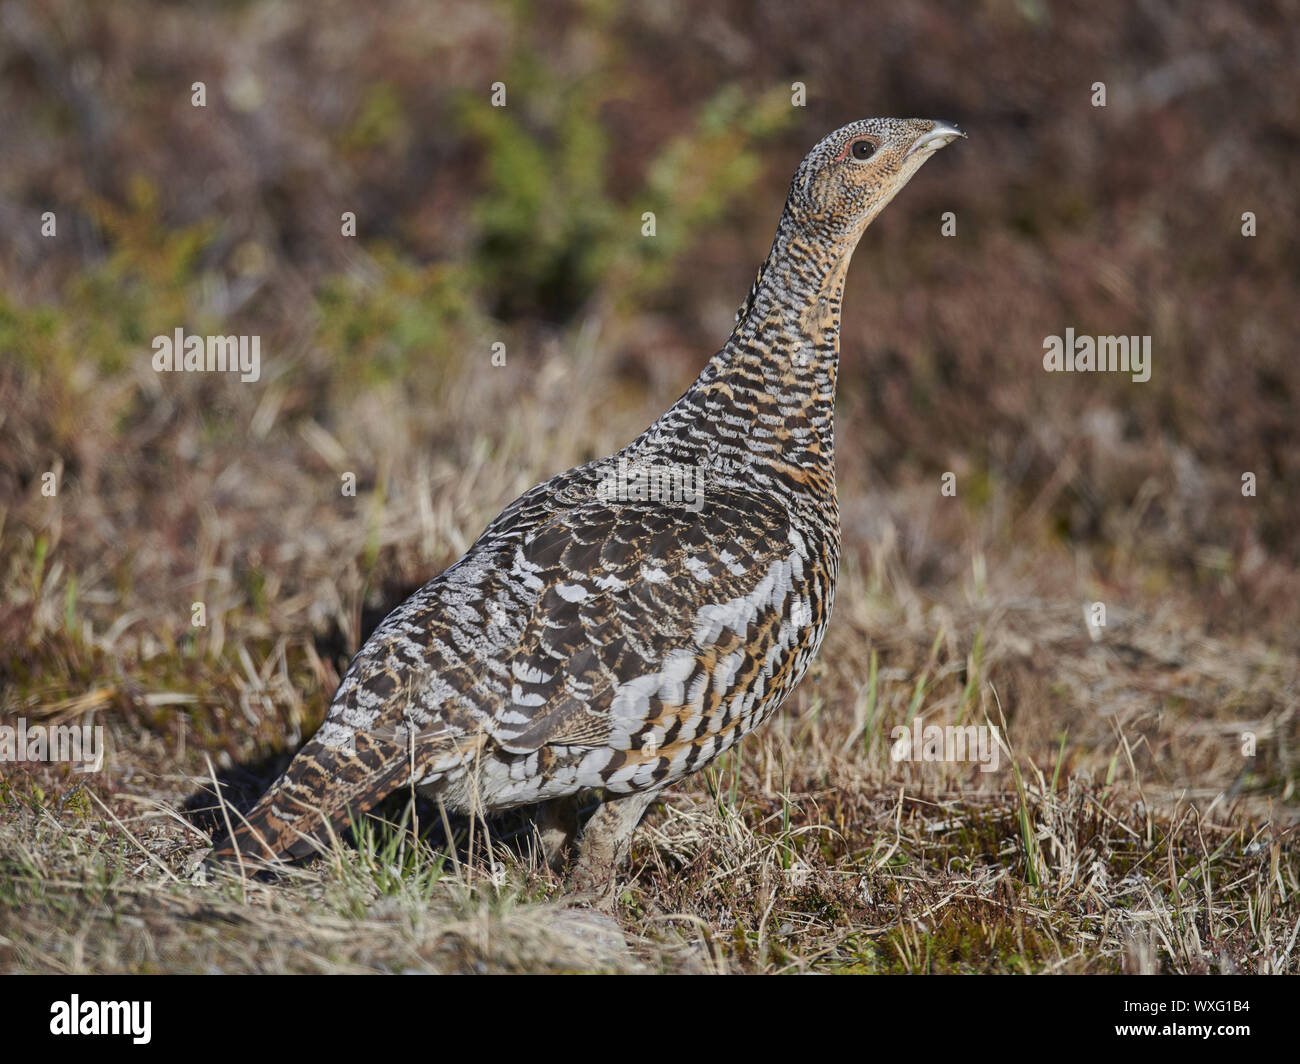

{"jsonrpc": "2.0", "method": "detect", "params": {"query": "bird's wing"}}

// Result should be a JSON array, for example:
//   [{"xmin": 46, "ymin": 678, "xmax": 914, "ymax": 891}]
[{"xmin": 482, "ymin": 486, "xmax": 816, "ymax": 758}]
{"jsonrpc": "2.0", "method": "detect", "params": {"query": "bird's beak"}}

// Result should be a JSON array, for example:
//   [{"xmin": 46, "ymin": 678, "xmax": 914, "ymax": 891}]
[{"xmin": 905, "ymin": 120, "xmax": 966, "ymax": 159}]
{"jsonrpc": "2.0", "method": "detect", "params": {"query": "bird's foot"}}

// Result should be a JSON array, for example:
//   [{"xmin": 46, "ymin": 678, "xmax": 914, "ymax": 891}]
[
  {"xmin": 562, "ymin": 788, "xmax": 659, "ymax": 909},
  {"xmin": 535, "ymin": 793, "xmax": 582, "ymax": 872}
]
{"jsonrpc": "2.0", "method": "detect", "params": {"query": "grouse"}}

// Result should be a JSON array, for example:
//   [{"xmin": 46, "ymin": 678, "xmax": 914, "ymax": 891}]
[{"xmin": 210, "ymin": 118, "xmax": 965, "ymax": 882}]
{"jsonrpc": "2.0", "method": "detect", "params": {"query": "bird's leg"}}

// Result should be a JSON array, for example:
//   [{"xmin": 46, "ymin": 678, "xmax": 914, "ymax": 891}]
[
  {"xmin": 534, "ymin": 794, "xmax": 581, "ymax": 872},
  {"xmin": 567, "ymin": 788, "xmax": 660, "ymax": 901}
]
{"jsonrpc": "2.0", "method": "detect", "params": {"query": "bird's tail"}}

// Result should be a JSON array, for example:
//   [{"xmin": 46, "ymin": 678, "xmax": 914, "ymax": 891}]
[{"xmin": 207, "ymin": 732, "xmax": 434, "ymax": 865}]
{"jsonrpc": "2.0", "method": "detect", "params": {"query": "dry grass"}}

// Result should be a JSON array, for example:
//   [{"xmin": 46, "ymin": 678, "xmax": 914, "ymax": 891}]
[{"xmin": 2, "ymin": 0, "xmax": 1298, "ymax": 973}]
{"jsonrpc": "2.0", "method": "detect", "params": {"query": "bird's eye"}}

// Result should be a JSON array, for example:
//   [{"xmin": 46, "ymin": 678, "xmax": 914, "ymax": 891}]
[{"xmin": 851, "ymin": 139, "xmax": 876, "ymax": 161}]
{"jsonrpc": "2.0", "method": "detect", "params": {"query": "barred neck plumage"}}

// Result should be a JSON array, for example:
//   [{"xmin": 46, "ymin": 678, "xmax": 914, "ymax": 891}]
[{"xmin": 631, "ymin": 203, "xmax": 855, "ymax": 508}]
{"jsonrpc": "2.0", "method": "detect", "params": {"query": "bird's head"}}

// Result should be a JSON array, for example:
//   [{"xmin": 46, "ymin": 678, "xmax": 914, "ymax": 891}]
[{"xmin": 788, "ymin": 118, "xmax": 965, "ymax": 243}]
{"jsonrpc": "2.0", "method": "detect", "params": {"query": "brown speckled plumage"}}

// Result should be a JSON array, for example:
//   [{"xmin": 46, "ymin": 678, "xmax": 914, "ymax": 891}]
[{"xmin": 210, "ymin": 117, "xmax": 964, "ymax": 872}]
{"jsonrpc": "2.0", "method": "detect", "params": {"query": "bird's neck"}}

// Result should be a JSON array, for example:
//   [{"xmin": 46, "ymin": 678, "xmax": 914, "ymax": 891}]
[{"xmin": 643, "ymin": 211, "xmax": 854, "ymax": 504}]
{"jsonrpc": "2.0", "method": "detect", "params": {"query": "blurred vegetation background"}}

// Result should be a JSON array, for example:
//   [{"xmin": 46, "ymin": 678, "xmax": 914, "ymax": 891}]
[{"xmin": 1, "ymin": 0, "xmax": 1297, "ymax": 791}]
